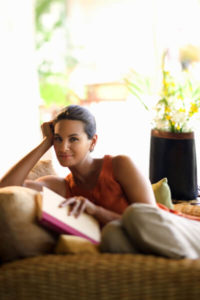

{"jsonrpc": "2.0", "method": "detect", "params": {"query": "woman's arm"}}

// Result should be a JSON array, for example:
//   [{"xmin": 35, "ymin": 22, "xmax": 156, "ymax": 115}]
[
  {"xmin": 93, "ymin": 205, "xmax": 121, "ymax": 225},
  {"xmin": 0, "ymin": 122, "xmax": 53, "ymax": 188},
  {"xmin": 92, "ymin": 155, "xmax": 156, "ymax": 223},
  {"xmin": 112, "ymin": 155, "xmax": 156, "ymax": 206}
]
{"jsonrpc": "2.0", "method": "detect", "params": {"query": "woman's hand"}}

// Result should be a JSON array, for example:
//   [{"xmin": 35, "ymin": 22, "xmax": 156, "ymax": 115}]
[
  {"xmin": 59, "ymin": 196, "xmax": 122, "ymax": 225},
  {"xmin": 41, "ymin": 121, "xmax": 54, "ymax": 145},
  {"xmin": 59, "ymin": 196, "xmax": 97, "ymax": 218}
]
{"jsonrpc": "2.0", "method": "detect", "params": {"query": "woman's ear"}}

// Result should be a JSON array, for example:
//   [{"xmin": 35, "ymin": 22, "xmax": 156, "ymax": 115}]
[{"xmin": 90, "ymin": 134, "xmax": 98, "ymax": 152}]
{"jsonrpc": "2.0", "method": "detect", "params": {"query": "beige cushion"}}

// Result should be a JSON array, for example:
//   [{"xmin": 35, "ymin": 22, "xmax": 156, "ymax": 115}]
[
  {"xmin": 0, "ymin": 186, "xmax": 57, "ymax": 263},
  {"xmin": 27, "ymin": 159, "xmax": 56, "ymax": 180},
  {"xmin": 54, "ymin": 235, "xmax": 100, "ymax": 254},
  {"xmin": 152, "ymin": 178, "xmax": 174, "ymax": 209}
]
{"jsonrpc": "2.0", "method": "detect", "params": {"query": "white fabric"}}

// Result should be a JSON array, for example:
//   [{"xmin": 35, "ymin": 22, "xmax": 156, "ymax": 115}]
[{"xmin": 101, "ymin": 203, "xmax": 200, "ymax": 259}]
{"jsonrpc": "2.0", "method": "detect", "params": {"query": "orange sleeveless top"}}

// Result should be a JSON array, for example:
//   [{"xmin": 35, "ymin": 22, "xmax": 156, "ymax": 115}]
[
  {"xmin": 65, "ymin": 155, "xmax": 200, "ymax": 222},
  {"xmin": 65, "ymin": 155, "xmax": 129, "ymax": 214}
]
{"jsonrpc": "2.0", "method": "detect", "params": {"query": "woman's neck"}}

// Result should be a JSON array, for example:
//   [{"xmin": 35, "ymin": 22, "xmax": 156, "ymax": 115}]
[{"xmin": 70, "ymin": 157, "xmax": 103, "ymax": 187}]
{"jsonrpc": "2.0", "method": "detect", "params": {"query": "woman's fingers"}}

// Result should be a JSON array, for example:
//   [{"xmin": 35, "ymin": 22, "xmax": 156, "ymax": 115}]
[
  {"xmin": 58, "ymin": 197, "xmax": 87, "ymax": 217},
  {"xmin": 70, "ymin": 199, "xmax": 86, "ymax": 218},
  {"xmin": 58, "ymin": 197, "xmax": 76, "ymax": 208},
  {"xmin": 41, "ymin": 121, "xmax": 54, "ymax": 141},
  {"xmin": 74, "ymin": 200, "xmax": 87, "ymax": 217},
  {"xmin": 59, "ymin": 196, "xmax": 97, "ymax": 218}
]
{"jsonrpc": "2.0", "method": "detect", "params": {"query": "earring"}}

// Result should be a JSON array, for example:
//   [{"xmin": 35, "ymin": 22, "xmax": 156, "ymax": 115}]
[{"xmin": 90, "ymin": 145, "xmax": 94, "ymax": 152}]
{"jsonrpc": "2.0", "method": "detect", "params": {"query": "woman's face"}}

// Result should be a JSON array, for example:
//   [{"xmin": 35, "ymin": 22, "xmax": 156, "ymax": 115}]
[{"xmin": 53, "ymin": 119, "xmax": 95, "ymax": 167}]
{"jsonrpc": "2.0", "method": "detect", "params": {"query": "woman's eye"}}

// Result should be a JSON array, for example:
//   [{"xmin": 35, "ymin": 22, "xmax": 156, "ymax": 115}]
[
  {"xmin": 54, "ymin": 136, "xmax": 62, "ymax": 142},
  {"xmin": 70, "ymin": 137, "xmax": 78, "ymax": 142}
]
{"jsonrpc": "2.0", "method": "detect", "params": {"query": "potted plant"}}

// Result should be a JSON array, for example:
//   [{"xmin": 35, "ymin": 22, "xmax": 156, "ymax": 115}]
[{"xmin": 125, "ymin": 66, "xmax": 200, "ymax": 200}]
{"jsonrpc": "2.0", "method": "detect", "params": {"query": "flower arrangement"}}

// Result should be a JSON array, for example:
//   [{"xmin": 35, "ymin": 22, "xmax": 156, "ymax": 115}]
[
  {"xmin": 125, "ymin": 68, "xmax": 200, "ymax": 133},
  {"xmin": 152, "ymin": 70, "xmax": 200, "ymax": 133}
]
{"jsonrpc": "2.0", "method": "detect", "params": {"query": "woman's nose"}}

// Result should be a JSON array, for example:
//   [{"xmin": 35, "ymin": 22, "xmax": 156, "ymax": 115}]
[{"xmin": 61, "ymin": 141, "xmax": 70, "ymax": 151}]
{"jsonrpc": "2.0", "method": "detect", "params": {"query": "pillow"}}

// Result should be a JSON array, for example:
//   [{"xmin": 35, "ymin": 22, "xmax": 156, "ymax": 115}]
[
  {"xmin": 152, "ymin": 178, "xmax": 174, "ymax": 209},
  {"xmin": 27, "ymin": 159, "xmax": 56, "ymax": 180},
  {"xmin": 0, "ymin": 186, "xmax": 57, "ymax": 263},
  {"xmin": 54, "ymin": 235, "xmax": 100, "ymax": 254}
]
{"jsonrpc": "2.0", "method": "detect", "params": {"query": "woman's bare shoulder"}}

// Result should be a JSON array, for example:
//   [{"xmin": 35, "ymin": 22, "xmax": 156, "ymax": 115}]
[
  {"xmin": 112, "ymin": 155, "xmax": 133, "ymax": 168},
  {"xmin": 112, "ymin": 155, "xmax": 139, "ymax": 180},
  {"xmin": 112, "ymin": 155, "xmax": 156, "ymax": 205}
]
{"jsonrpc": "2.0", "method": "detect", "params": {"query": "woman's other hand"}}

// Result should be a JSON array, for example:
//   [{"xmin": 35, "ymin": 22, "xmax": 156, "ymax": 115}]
[{"xmin": 59, "ymin": 196, "xmax": 97, "ymax": 218}]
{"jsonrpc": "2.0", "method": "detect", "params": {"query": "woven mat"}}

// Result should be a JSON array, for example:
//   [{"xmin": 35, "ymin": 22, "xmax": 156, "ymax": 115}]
[{"xmin": 1, "ymin": 254, "xmax": 200, "ymax": 300}]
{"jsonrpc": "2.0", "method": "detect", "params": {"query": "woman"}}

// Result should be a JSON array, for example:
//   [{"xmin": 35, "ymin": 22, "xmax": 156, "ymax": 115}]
[
  {"xmin": 1, "ymin": 105, "xmax": 200, "ymax": 258},
  {"xmin": 0, "ymin": 105, "xmax": 156, "ymax": 220}
]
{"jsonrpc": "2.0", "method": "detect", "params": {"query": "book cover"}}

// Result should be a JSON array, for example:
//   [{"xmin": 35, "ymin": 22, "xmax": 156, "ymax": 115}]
[{"xmin": 36, "ymin": 187, "xmax": 101, "ymax": 244}]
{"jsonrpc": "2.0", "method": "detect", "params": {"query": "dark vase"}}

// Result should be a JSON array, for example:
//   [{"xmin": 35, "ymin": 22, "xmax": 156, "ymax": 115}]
[{"xmin": 149, "ymin": 129, "xmax": 198, "ymax": 200}]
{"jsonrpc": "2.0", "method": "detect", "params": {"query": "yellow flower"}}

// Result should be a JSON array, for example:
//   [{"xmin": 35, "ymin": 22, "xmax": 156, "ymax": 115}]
[
  {"xmin": 163, "ymin": 79, "xmax": 167, "ymax": 85},
  {"xmin": 179, "ymin": 108, "xmax": 186, "ymax": 113},
  {"xmin": 177, "ymin": 95, "xmax": 184, "ymax": 100},
  {"xmin": 190, "ymin": 103, "xmax": 198, "ymax": 114},
  {"xmin": 166, "ymin": 115, "xmax": 171, "ymax": 120},
  {"xmin": 165, "ymin": 107, "xmax": 171, "ymax": 113},
  {"xmin": 170, "ymin": 82, "xmax": 175, "ymax": 87},
  {"xmin": 163, "ymin": 82, "xmax": 169, "ymax": 88}
]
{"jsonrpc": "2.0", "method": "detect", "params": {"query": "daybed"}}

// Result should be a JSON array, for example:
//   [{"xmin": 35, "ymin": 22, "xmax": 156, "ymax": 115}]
[{"xmin": 0, "ymin": 160, "xmax": 200, "ymax": 300}]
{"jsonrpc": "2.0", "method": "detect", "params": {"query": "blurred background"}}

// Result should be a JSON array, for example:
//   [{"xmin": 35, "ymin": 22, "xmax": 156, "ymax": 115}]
[{"xmin": 1, "ymin": 0, "xmax": 200, "ymax": 178}]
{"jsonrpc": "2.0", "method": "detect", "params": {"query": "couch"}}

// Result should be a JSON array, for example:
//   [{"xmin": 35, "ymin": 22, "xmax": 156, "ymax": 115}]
[{"xmin": 0, "ymin": 160, "xmax": 200, "ymax": 300}]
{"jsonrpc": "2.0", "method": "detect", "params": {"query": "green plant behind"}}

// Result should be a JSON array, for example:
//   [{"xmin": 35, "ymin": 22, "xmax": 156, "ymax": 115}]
[{"xmin": 34, "ymin": 0, "xmax": 78, "ymax": 107}]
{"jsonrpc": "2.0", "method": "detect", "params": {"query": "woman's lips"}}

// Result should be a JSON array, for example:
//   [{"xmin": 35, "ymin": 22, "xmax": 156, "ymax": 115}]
[{"xmin": 58, "ymin": 154, "xmax": 73, "ymax": 159}]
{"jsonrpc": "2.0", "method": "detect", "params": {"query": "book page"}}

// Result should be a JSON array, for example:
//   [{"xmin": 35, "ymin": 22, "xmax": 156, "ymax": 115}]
[{"xmin": 38, "ymin": 187, "xmax": 101, "ymax": 243}]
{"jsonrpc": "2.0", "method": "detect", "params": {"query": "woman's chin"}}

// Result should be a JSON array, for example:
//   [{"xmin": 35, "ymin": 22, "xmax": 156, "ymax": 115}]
[
  {"xmin": 59, "ymin": 161, "xmax": 70, "ymax": 167},
  {"xmin": 56, "ymin": 155, "xmax": 73, "ymax": 166},
  {"xmin": 58, "ymin": 158, "xmax": 73, "ymax": 167}
]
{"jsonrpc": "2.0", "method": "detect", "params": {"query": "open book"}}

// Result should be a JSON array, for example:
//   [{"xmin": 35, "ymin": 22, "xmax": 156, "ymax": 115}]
[{"xmin": 36, "ymin": 187, "xmax": 101, "ymax": 244}]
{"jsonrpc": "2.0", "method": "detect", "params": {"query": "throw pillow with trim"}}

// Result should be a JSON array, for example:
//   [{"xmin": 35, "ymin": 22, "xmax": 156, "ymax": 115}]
[
  {"xmin": 0, "ymin": 186, "xmax": 57, "ymax": 263},
  {"xmin": 152, "ymin": 178, "xmax": 174, "ymax": 209}
]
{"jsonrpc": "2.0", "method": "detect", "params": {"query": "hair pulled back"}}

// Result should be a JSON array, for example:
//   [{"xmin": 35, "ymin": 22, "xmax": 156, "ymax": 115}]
[{"xmin": 53, "ymin": 105, "xmax": 96, "ymax": 139}]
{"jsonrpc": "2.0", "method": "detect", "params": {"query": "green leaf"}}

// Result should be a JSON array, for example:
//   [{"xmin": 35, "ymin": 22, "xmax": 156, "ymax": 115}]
[
  {"xmin": 124, "ymin": 78, "xmax": 143, "ymax": 94},
  {"xmin": 126, "ymin": 85, "xmax": 149, "ymax": 111},
  {"xmin": 192, "ymin": 86, "xmax": 200, "ymax": 98}
]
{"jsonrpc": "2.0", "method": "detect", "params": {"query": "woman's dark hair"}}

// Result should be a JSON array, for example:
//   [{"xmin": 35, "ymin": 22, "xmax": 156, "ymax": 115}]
[{"xmin": 53, "ymin": 105, "xmax": 96, "ymax": 139}]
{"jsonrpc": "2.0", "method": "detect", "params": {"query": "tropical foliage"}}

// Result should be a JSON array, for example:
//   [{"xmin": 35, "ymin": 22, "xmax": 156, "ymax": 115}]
[{"xmin": 34, "ymin": 0, "xmax": 78, "ymax": 107}]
